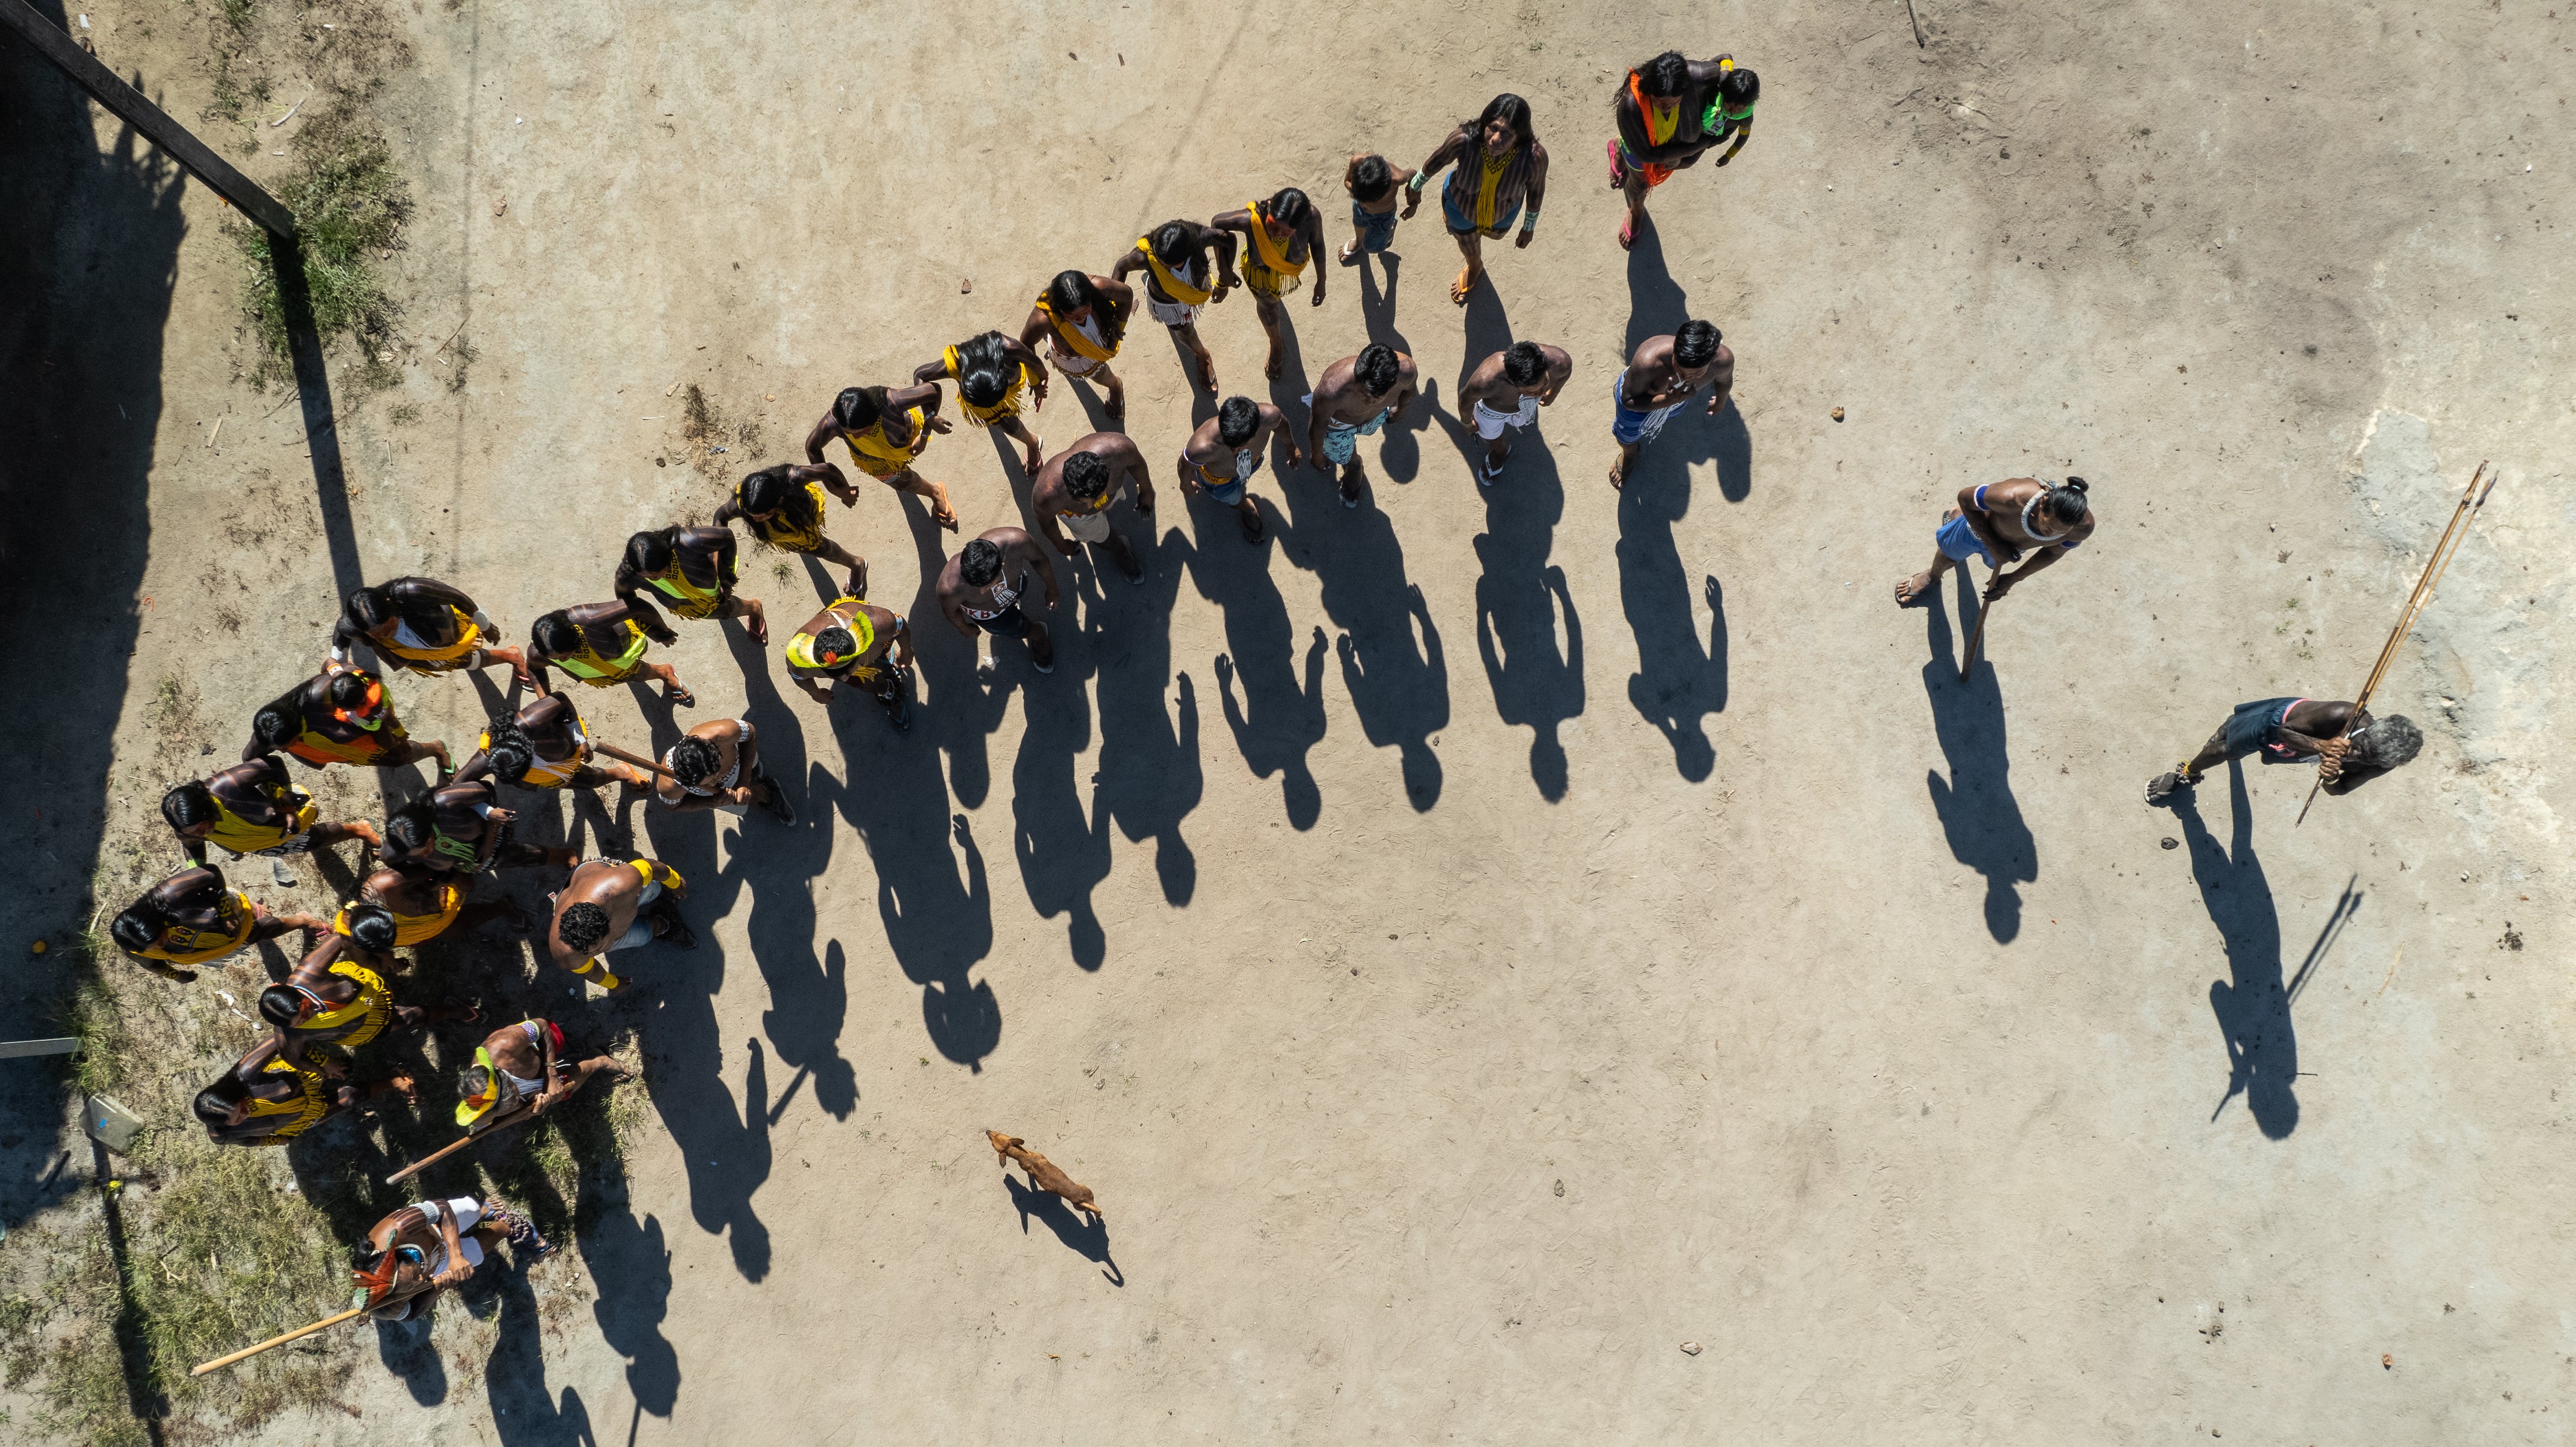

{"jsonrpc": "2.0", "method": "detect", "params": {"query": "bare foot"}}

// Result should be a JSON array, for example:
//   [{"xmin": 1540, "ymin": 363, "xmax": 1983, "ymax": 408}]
[
  {"xmin": 1023, "ymin": 443, "xmax": 1045, "ymax": 473},
  {"xmin": 1265, "ymin": 350, "xmax": 1284, "ymax": 382},
  {"xmin": 928, "ymin": 485, "xmax": 959, "ymax": 532},
  {"xmin": 746, "ymin": 602, "xmax": 770, "ymax": 646},
  {"xmin": 1105, "ymin": 387, "xmax": 1127, "ymax": 423},
  {"xmin": 390, "ymin": 1075, "xmax": 419, "ymax": 1105},
  {"xmin": 1608, "ymin": 462, "xmax": 1629, "ymax": 490},
  {"xmin": 1193, "ymin": 354, "xmax": 1219, "ymax": 393},
  {"xmin": 1894, "ymin": 571, "xmax": 1937, "ymax": 606}
]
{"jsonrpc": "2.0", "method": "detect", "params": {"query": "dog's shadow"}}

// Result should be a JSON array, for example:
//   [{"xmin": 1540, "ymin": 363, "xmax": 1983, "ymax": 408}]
[{"xmin": 1004, "ymin": 1175, "xmax": 1123, "ymax": 1286}]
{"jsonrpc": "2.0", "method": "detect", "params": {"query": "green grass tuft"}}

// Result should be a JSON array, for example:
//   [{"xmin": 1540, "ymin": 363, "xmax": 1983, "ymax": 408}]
[{"xmin": 235, "ymin": 109, "xmax": 412, "ymax": 387}]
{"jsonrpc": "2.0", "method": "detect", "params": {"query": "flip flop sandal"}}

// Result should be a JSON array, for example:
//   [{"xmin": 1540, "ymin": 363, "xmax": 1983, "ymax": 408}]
[
  {"xmin": 1336, "ymin": 240, "xmax": 1361, "ymax": 267},
  {"xmin": 1479, "ymin": 458, "xmax": 1505, "ymax": 488},
  {"xmin": 665, "ymin": 684, "xmax": 696, "ymax": 708},
  {"xmin": 1605, "ymin": 138, "xmax": 1625, "ymax": 188},
  {"xmin": 1240, "ymin": 507, "xmax": 1266, "ymax": 544},
  {"xmin": 1450, "ymin": 268, "xmax": 1476, "ymax": 305},
  {"xmin": 444, "ymin": 999, "xmax": 483, "ymax": 1026},
  {"xmin": 1619, "ymin": 213, "xmax": 1639, "ymax": 252}
]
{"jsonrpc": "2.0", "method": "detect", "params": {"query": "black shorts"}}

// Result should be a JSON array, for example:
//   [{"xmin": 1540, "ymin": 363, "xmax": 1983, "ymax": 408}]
[
  {"xmin": 968, "ymin": 604, "xmax": 1027, "ymax": 638},
  {"xmin": 2220, "ymin": 697, "xmax": 2303, "ymax": 760}
]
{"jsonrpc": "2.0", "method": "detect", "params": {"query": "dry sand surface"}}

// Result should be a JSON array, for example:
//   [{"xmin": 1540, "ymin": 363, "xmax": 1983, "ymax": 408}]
[{"xmin": 5, "ymin": 0, "xmax": 2573, "ymax": 1441}]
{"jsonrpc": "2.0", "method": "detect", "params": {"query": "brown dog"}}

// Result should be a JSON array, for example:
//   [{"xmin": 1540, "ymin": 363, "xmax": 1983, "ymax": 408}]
[{"xmin": 987, "ymin": 1131, "xmax": 1104, "ymax": 1219}]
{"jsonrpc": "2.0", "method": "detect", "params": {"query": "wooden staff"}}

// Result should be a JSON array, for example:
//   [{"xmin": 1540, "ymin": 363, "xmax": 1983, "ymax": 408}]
[
  {"xmin": 190, "ymin": 1285, "xmax": 430, "ymax": 1375},
  {"xmin": 2295, "ymin": 461, "xmax": 2493, "ymax": 826},
  {"xmin": 1960, "ymin": 589, "xmax": 1994, "ymax": 682},
  {"xmin": 382, "ymin": 1103, "xmax": 535, "ymax": 1187},
  {"xmin": 592, "ymin": 741, "xmax": 679, "ymax": 781}
]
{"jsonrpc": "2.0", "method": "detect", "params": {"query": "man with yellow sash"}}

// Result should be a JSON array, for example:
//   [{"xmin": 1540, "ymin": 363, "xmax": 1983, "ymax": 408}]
[
  {"xmin": 913, "ymin": 330, "xmax": 1050, "ymax": 473},
  {"xmin": 1609, "ymin": 51, "xmax": 1758, "ymax": 250},
  {"xmin": 1302, "ymin": 342, "xmax": 1419, "ymax": 509},
  {"xmin": 1213, "ymin": 188, "xmax": 1329, "ymax": 382},
  {"xmin": 713, "ymin": 462, "xmax": 870, "ymax": 598},
  {"xmin": 246, "ymin": 662, "xmax": 451, "ymax": 778},
  {"xmin": 1400, "ymin": 93, "xmax": 1551, "ymax": 305},
  {"xmin": 331, "ymin": 576, "xmax": 531, "ymax": 685},
  {"xmin": 1030, "ymin": 433, "xmax": 1155, "ymax": 584},
  {"xmin": 111, "ymin": 865, "xmax": 325, "ymax": 982},
  {"xmin": 355, "ymin": 861, "xmax": 530, "ymax": 948},
  {"xmin": 785, "ymin": 594, "xmax": 913, "ymax": 727},
  {"xmin": 529, "ymin": 600, "xmax": 694, "ymax": 706},
  {"xmin": 454, "ymin": 680, "xmax": 653, "ymax": 798},
  {"xmin": 1019, "ymin": 269, "xmax": 1135, "ymax": 423},
  {"xmin": 546, "ymin": 856, "xmax": 693, "ymax": 991},
  {"xmin": 162, "ymin": 754, "xmax": 380, "ymax": 868},
  {"xmin": 261, "ymin": 903, "xmax": 478, "ymax": 1059},
  {"xmin": 1111, "ymin": 218, "xmax": 1237, "ymax": 394},
  {"xmin": 453, "ymin": 1017, "xmax": 630, "ymax": 1133},
  {"xmin": 800, "ymin": 384, "xmax": 958, "ymax": 531},
  {"xmin": 194, "ymin": 1035, "xmax": 396, "ymax": 1147},
  {"xmin": 615, "ymin": 523, "xmax": 768, "ymax": 645},
  {"xmin": 379, "ymin": 779, "xmax": 579, "ymax": 878}
]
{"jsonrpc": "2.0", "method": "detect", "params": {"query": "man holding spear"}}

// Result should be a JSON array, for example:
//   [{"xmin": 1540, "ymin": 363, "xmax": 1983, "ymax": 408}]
[
  {"xmin": 2144, "ymin": 699, "xmax": 2423, "ymax": 805},
  {"xmin": 379, "ymin": 1017, "xmax": 633, "ymax": 1187}
]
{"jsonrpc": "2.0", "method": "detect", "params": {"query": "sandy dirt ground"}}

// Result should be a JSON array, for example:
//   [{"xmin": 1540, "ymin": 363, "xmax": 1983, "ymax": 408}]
[{"xmin": 5, "ymin": 0, "xmax": 2573, "ymax": 1441}]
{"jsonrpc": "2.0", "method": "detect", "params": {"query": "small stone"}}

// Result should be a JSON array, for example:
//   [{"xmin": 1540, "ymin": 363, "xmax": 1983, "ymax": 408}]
[
  {"xmin": 1553, "ymin": 1179, "xmax": 1565, "ymax": 1197},
  {"xmin": 1679, "ymin": 1341, "xmax": 1701, "ymax": 1356},
  {"xmin": 2161, "ymin": 838, "xmax": 2179, "ymax": 850},
  {"xmin": 960, "ymin": 278, "xmax": 973, "ymax": 294},
  {"xmin": 30, "ymin": 940, "xmax": 46, "ymax": 954},
  {"xmin": 1830, "ymin": 407, "xmax": 1845, "ymax": 422},
  {"xmin": 492, "ymin": 197, "xmax": 508, "ymax": 217}
]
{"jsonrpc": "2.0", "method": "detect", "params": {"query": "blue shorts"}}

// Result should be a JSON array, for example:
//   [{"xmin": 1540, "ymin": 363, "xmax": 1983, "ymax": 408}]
[
  {"xmin": 1351, "ymin": 202, "xmax": 1398, "ymax": 253},
  {"xmin": 1442, "ymin": 188, "xmax": 1521, "ymax": 238},
  {"xmin": 1313, "ymin": 402, "xmax": 1391, "ymax": 465},
  {"xmin": 2221, "ymin": 697, "xmax": 2307, "ymax": 761},
  {"xmin": 1936, "ymin": 512, "xmax": 2000, "ymax": 569},
  {"xmin": 1609, "ymin": 370, "xmax": 1681, "ymax": 446}
]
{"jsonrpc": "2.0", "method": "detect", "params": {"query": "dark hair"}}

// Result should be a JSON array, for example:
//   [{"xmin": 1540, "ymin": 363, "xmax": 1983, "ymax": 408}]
[
  {"xmin": 2043, "ymin": 476, "xmax": 2092, "ymax": 527},
  {"xmin": 959, "ymin": 538, "xmax": 1004, "ymax": 588},
  {"xmin": 739, "ymin": 463, "xmax": 803, "ymax": 521},
  {"xmin": 343, "ymin": 902, "xmax": 398, "ymax": 953},
  {"xmin": 1354, "ymin": 344, "xmax": 1401, "ymax": 397},
  {"xmin": 1639, "ymin": 50, "xmax": 1691, "ymax": 98},
  {"xmin": 1674, "ymin": 320, "xmax": 1722, "ymax": 369},
  {"xmin": 1264, "ymin": 186, "xmax": 1312, "ymax": 230},
  {"xmin": 1503, "ymin": 341, "xmax": 1548, "ymax": 387},
  {"xmin": 833, "ymin": 386, "xmax": 883, "ymax": 431},
  {"xmin": 386, "ymin": 801, "xmax": 436, "ymax": 854},
  {"xmin": 1468, "ymin": 93, "xmax": 1537, "ymax": 152},
  {"xmin": 1217, "ymin": 396, "xmax": 1259, "ymax": 447},
  {"xmin": 483, "ymin": 715, "xmax": 534, "ymax": 784},
  {"xmin": 1720, "ymin": 67, "xmax": 1759, "ymax": 109},
  {"xmin": 326, "ymin": 671, "xmax": 376, "ymax": 710},
  {"xmin": 252, "ymin": 701, "xmax": 298, "ymax": 747},
  {"xmin": 161, "ymin": 782, "xmax": 218, "ymax": 832},
  {"xmin": 671, "ymin": 735, "xmax": 722, "ymax": 788},
  {"xmin": 1047, "ymin": 268, "xmax": 1103, "ymax": 316},
  {"xmin": 1062, "ymin": 451, "xmax": 1111, "ymax": 500},
  {"xmin": 625, "ymin": 528, "xmax": 675, "ymax": 577},
  {"xmin": 530, "ymin": 611, "xmax": 580, "ymax": 657},
  {"xmin": 193, "ymin": 1073, "xmax": 251, "ymax": 1125},
  {"xmin": 955, "ymin": 332, "xmax": 1014, "ymax": 409},
  {"xmin": 345, "ymin": 586, "xmax": 394, "ymax": 629},
  {"xmin": 257, "ymin": 984, "xmax": 304, "ymax": 1027},
  {"xmin": 811, "ymin": 627, "xmax": 858, "ymax": 666},
  {"xmin": 2347, "ymin": 715, "xmax": 2425, "ymax": 770},
  {"xmin": 110, "ymin": 909, "xmax": 161, "ymax": 953},
  {"xmin": 557, "ymin": 901, "xmax": 612, "ymax": 953},
  {"xmin": 1150, "ymin": 220, "xmax": 1197, "ymax": 266},
  {"xmin": 1351, "ymin": 155, "xmax": 1392, "ymax": 203}
]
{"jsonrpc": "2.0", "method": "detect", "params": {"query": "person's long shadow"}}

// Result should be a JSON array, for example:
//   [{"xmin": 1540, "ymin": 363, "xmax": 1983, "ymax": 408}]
[
  {"xmin": 2173, "ymin": 760, "xmax": 2304, "ymax": 1139},
  {"xmin": 1465, "ymin": 436, "xmax": 1584, "ymax": 800},
  {"xmin": 898, "ymin": 500, "xmax": 1014, "ymax": 811},
  {"xmin": 483, "ymin": 1266, "xmax": 602, "ymax": 1445},
  {"xmin": 1004, "ymin": 1175, "xmax": 1124, "ymax": 1287},
  {"xmin": 1182, "ymin": 494, "xmax": 1328, "ymax": 828},
  {"xmin": 1090, "ymin": 511, "xmax": 1204, "ymax": 903},
  {"xmin": 1011, "ymin": 564, "xmax": 1112, "ymax": 968},
  {"xmin": 1615, "ymin": 461, "xmax": 1725, "ymax": 781},
  {"xmin": 1919, "ymin": 569, "xmax": 2035, "ymax": 942}
]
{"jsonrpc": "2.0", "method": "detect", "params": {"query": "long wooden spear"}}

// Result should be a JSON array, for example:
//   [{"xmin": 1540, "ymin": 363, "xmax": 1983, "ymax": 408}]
[
  {"xmin": 2295, "ymin": 461, "xmax": 2493, "ymax": 826},
  {"xmin": 190, "ymin": 1284, "xmax": 430, "ymax": 1376},
  {"xmin": 382, "ymin": 1102, "xmax": 536, "ymax": 1187}
]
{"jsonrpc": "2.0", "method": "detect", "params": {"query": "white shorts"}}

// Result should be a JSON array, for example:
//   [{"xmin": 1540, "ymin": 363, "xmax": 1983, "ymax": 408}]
[
  {"xmin": 416, "ymin": 1197, "xmax": 487, "ymax": 1275},
  {"xmin": 1145, "ymin": 294, "xmax": 1202, "ymax": 328},
  {"xmin": 1473, "ymin": 395, "xmax": 1540, "ymax": 440},
  {"xmin": 1063, "ymin": 506, "xmax": 1115, "ymax": 544}
]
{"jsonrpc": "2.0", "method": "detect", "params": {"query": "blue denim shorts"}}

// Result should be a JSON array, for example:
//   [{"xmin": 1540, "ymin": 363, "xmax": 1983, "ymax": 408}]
[{"xmin": 1351, "ymin": 202, "xmax": 1398, "ymax": 253}]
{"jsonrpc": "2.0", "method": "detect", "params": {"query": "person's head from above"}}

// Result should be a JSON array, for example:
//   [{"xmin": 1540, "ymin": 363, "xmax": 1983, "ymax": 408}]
[
  {"xmin": 159, "ymin": 782, "xmax": 219, "ymax": 838},
  {"xmin": 1350, "ymin": 154, "xmax": 1392, "ymax": 204},
  {"xmin": 1637, "ymin": 50, "xmax": 1691, "ymax": 100},
  {"xmin": 958, "ymin": 537, "xmax": 1004, "ymax": 589},
  {"xmin": 529, "ymin": 611, "xmax": 580, "ymax": 659},
  {"xmin": 1474, "ymin": 93, "xmax": 1535, "ymax": 156},
  {"xmin": 670, "ymin": 733, "xmax": 724, "ymax": 790},
  {"xmin": 2342, "ymin": 714, "xmax": 2425, "ymax": 775},
  {"xmin": 1061, "ymin": 450, "xmax": 1111, "ymax": 503},
  {"xmin": 624, "ymin": 528, "xmax": 676, "ymax": 579},
  {"xmin": 1503, "ymin": 340, "xmax": 1549, "ymax": 390},
  {"xmin": 385, "ymin": 800, "xmax": 436, "ymax": 855},
  {"xmin": 1047, "ymin": 268, "xmax": 1104, "ymax": 324},
  {"xmin": 1150, "ymin": 220, "xmax": 1197, "ymax": 269},
  {"xmin": 339, "ymin": 901, "xmax": 398, "ymax": 954},
  {"xmin": 2040, "ymin": 476, "xmax": 2091, "ymax": 530},
  {"xmin": 1217, "ymin": 395, "xmax": 1260, "ymax": 449},
  {"xmin": 1673, "ymin": 319, "xmax": 1723, "ymax": 376},
  {"xmin": 955, "ymin": 332, "xmax": 1014, "ymax": 411},
  {"xmin": 455, "ymin": 1046, "xmax": 515, "ymax": 1127},
  {"xmin": 344, "ymin": 585, "xmax": 398, "ymax": 638},
  {"xmin": 837, "ymin": 384, "xmax": 907, "ymax": 441},
  {"xmin": 1352, "ymin": 343, "xmax": 1401, "ymax": 399},
  {"xmin": 326, "ymin": 669, "xmax": 389, "ymax": 727},
  {"xmin": 738, "ymin": 462, "xmax": 800, "ymax": 521},
  {"xmin": 251, "ymin": 702, "xmax": 299, "ymax": 749},
  {"xmin": 109, "ymin": 902, "xmax": 167, "ymax": 953},
  {"xmin": 1719, "ymin": 66, "xmax": 1759, "ymax": 118},
  {"xmin": 1262, "ymin": 186, "xmax": 1311, "ymax": 236},
  {"xmin": 807, "ymin": 624, "xmax": 860, "ymax": 672},
  {"xmin": 192, "ymin": 1072, "xmax": 253, "ymax": 1129},
  {"xmin": 556, "ymin": 900, "xmax": 612, "ymax": 955},
  {"xmin": 483, "ymin": 714, "xmax": 535, "ymax": 785}
]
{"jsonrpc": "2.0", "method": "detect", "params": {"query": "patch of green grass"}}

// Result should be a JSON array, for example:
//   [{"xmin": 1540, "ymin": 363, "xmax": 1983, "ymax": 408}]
[
  {"xmin": 235, "ymin": 109, "xmax": 412, "ymax": 387},
  {"xmin": 60, "ymin": 974, "xmax": 128, "ymax": 1099},
  {"xmin": 389, "ymin": 401, "xmax": 421, "ymax": 426},
  {"xmin": 224, "ymin": 0, "xmax": 256, "ymax": 29},
  {"xmin": 444, "ymin": 336, "xmax": 475, "ymax": 395}
]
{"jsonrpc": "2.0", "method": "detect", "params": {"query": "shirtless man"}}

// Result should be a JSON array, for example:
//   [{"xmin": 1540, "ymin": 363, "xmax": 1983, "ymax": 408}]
[
  {"xmin": 802, "ymin": 384, "xmax": 958, "ymax": 531},
  {"xmin": 1212, "ymin": 188, "xmax": 1328, "ymax": 381},
  {"xmin": 1893, "ymin": 476, "xmax": 2097, "ymax": 607},
  {"xmin": 193, "ymin": 1035, "xmax": 397, "ymax": 1147},
  {"xmin": 354, "ymin": 861, "xmax": 529, "ymax": 948},
  {"xmin": 1022, "ymin": 268, "xmax": 1136, "ymax": 423},
  {"xmin": 713, "ymin": 462, "xmax": 869, "ymax": 597},
  {"xmin": 330, "ymin": 576, "xmax": 530, "ymax": 685},
  {"xmin": 547, "ymin": 857, "xmax": 691, "ymax": 991},
  {"xmin": 452, "ymin": 1016, "xmax": 629, "ymax": 1132},
  {"xmin": 453, "ymin": 683, "xmax": 654, "ymax": 797},
  {"xmin": 1456, "ymin": 339, "xmax": 1575, "ymax": 483},
  {"xmin": 528, "ymin": 600, "xmax": 693, "ymax": 706},
  {"xmin": 111, "ymin": 865, "xmax": 325, "ymax": 982},
  {"xmin": 354, "ymin": 1196, "xmax": 551, "ymax": 1321},
  {"xmin": 1609, "ymin": 320, "xmax": 1733, "ymax": 489},
  {"xmin": 2146, "ymin": 700, "xmax": 2424, "ymax": 805},
  {"xmin": 1030, "ymin": 433, "xmax": 1156, "ymax": 584},
  {"xmin": 914, "ymin": 331, "xmax": 1050, "ymax": 473},
  {"xmin": 1340, "ymin": 152, "xmax": 1416, "ymax": 266},
  {"xmin": 1402, "ymin": 93, "xmax": 1550, "ymax": 305},
  {"xmin": 654, "ymin": 717, "xmax": 794, "ymax": 823},
  {"xmin": 1608, "ymin": 52, "xmax": 1758, "ymax": 249},
  {"xmin": 1180, "ymin": 395, "xmax": 1302, "ymax": 544},
  {"xmin": 259, "ymin": 903, "xmax": 476, "ymax": 1060},
  {"xmin": 1304, "ymin": 343, "xmax": 1418, "ymax": 509},
  {"xmin": 783, "ymin": 594, "xmax": 914, "ymax": 726},
  {"xmin": 937, "ymin": 528, "xmax": 1063, "ymax": 676},
  {"xmin": 246, "ymin": 663, "xmax": 450, "ymax": 777},
  {"xmin": 1110, "ymin": 218, "xmax": 1237, "ymax": 394},
  {"xmin": 615, "ymin": 523, "xmax": 767, "ymax": 645},
  {"xmin": 378, "ymin": 779, "xmax": 579, "ymax": 878},
  {"xmin": 161, "ymin": 754, "xmax": 379, "ymax": 867}
]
